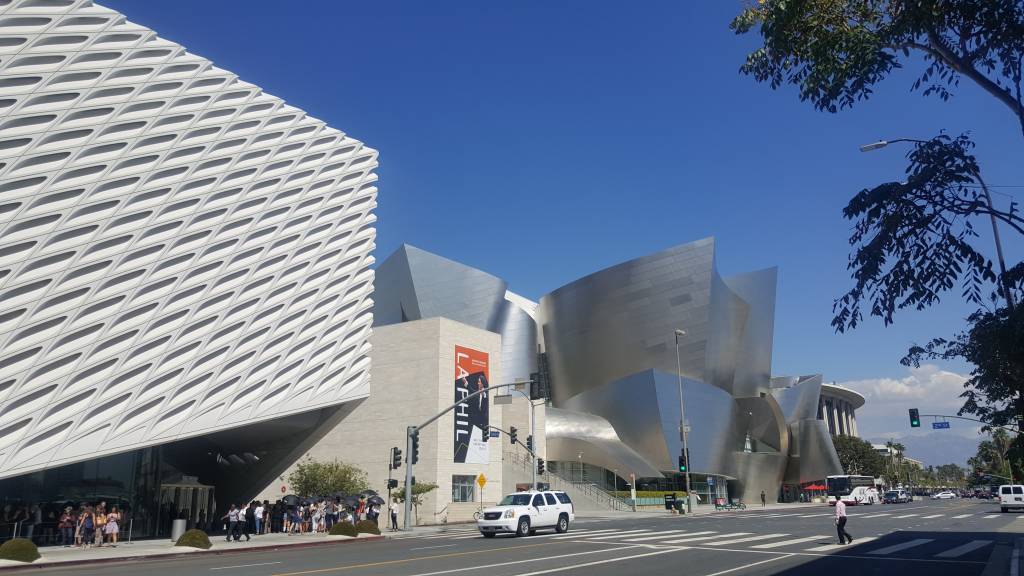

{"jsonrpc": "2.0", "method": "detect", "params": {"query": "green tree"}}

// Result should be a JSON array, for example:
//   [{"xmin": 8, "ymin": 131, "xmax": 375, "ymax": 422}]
[
  {"xmin": 391, "ymin": 482, "xmax": 438, "ymax": 525},
  {"xmin": 730, "ymin": 0, "xmax": 1024, "ymax": 134},
  {"xmin": 287, "ymin": 456, "xmax": 369, "ymax": 497},
  {"xmin": 833, "ymin": 435, "xmax": 886, "ymax": 477}
]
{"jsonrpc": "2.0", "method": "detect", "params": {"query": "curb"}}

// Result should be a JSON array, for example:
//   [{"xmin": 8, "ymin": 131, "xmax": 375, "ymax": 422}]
[
  {"xmin": 0, "ymin": 535, "xmax": 385, "ymax": 572},
  {"xmin": 980, "ymin": 538, "xmax": 1017, "ymax": 576}
]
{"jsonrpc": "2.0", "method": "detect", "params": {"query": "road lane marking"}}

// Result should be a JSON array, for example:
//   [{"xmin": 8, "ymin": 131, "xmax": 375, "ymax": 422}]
[
  {"xmin": 700, "ymin": 554, "xmax": 793, "ymax": 576},
  {"xmin": 921, "ymin": 514, "xmax": 943, "ymax": 519},
  {"xmin": 211, "ymin": 562, "xmax": 283, "ymax": 570},
  {"xmin": 663, "ymin": 532, "xmax": 752, "ymax": 544},
  {"xmin": 403, "ymin": 545, "xmax": 643, "ymax": 576},
  {"xmin": 506, "ymin": 549, "xmax": 682, "ymax": 576},
  {"xmin": 580, "ymin": 530, "xmax": 652, "ymax": 540},
  {"xmin": 867, "ymin": 538, "xmax": 934, "ymax": 555},
  {"xmin": 803, "ymin": 536, "xmax": 877, "ymax": 552},
  {"xmin": 705, "ymin": 533, "xmax": 789, "ymax": 546},
  {"xmin": 750, "ymin": 535, "xmax": 830, "ymax": 549},
  {"xmin": 410, "ymin": 544, "xmax": 458, "ymax": 550},
  {"xmin": 272, "ymin": 542, "xmax": 563, "ymax": 575},
  {"xmin": 862, "ymin": 513, "xmax": 891, "ymax": 518},
  {"xmin": 984, "ymin": 514, "xmax": 1000, "ymax": 518},
  {"xmin": 548, "ymin": 529, "xmax": 621, "ymax": 539},
  {"xmin": 892, "ymin": 514, "xmax": 919, "ymax": 518},
  {"xmin": 621, "ymin": 530, "xmax": 692, "ymax": 541},
  {"xmin": 952, "ymin": 514, "xmax": 972, "ymax": 519},
  {"xmin": 798, "ymin": 513, "xmax": 826, "ymax": 518},
  {"xmin": 934, "ymin": 539, "xmax": 992, "ymax": 558}
]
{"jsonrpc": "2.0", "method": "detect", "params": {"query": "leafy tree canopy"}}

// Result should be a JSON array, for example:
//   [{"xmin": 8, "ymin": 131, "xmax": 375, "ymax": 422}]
[
  {"xmin": 731, "ymin": 0, "xmax": 1024, "ymax": 134},
  {"xmin": 833, "ymin": 434, "xmax": 887, "ymax": 477},
  {"xmin": 287, "ymin": 456, "xmax": 369, "ymax": 497}
]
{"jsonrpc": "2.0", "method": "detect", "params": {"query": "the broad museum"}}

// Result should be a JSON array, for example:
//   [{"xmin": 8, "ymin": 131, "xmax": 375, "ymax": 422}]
[
  {"xmin": 0, "ymin": 0, "xmax": 377, "ymax": 539},
  {"xmin": 374, "ymin": 242, "xmax": 857, "ymax": 504}
]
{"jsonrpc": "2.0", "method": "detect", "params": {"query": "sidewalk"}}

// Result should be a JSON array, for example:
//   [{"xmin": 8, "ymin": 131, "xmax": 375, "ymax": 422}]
[{"xmin": 0, "ymin": 532, "xmax": 383, "ymax": 571}]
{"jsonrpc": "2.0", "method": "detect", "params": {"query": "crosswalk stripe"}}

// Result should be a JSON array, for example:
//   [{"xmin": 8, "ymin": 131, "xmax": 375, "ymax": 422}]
[
  {"xmin": 803, "ymin": 536, "xmax": 877, "ymax": 552},
  {"xmin": 578, "ymin": 530, "xmax": 652, "ymax": 540},
  {"xmin": 984, "ymin": 515, "xmax": 1000, "ymax": 519},
  {"xmin": 867, "ymin": 538, "xmax": 934, "ymax": 555},
  {"xmin": 952, "ymin": 514, "xmax": 972, "ymax": 519},
  {"xmin": 621, "ymin": 530, "xmax": 692, "ymax": 542},
  {"xmin": 921, "ymin": 514, "xmax": 943, "ymax": 519},
  {"xmin": 750, "ymin": 535, "xmax": 831, "ymax": 549},
  {"xmin": 799, "ymin": 513, "xmax": 826, "ymax": 518},
  {"xmin": 862, "ymin": 513, "xmax": 891, "ymax": 518},
  {"xmin": 549, "ymin": 529, "xmax": 620, "ymax": 539},
  {"xmin": 662, "ymin": 532, "xmax": 751, "ymax": 544},
  {"xmin": 892, "ymin": 514, "xmax": 918, "ymax": 518},
  {"xmin": 704, "ymin": 533, "xmax": 789, "ymax": 546},
  {"xmin": 934, "ymin": 539, "xmax": 993, "ymax": 558}
]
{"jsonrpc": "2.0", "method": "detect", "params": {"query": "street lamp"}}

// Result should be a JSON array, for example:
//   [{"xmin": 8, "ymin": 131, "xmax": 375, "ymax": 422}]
[
  {"xmin": 674, "ymin": 328, "xmax": 693, "ymax": 514},
  {"xmin": 859, "ymin": 137, "xmax": 1015, "ymax": 311}
]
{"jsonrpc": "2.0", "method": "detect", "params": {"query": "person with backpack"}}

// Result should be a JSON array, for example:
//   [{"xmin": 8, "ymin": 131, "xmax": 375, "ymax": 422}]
[{"xmin": 78, "ymin": 506, "xmax": 95, "ymax": 549}]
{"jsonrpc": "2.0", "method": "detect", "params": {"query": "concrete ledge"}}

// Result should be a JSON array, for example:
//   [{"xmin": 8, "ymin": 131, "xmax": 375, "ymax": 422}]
[{"xmin": 0, "ymin": 534, "xmax": 384, "ymax": 572}]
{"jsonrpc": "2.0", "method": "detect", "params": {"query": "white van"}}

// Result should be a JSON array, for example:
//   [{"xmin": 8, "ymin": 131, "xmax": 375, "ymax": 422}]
[{"xmin": 999, "ymin": 484, "xmax": 1024, "ymax": 512}]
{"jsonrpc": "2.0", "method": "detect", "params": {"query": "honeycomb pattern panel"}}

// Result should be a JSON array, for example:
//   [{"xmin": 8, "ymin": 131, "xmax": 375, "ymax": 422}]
[{"xmin": 0, "ymin": 0, "xmax": 376, "ymax": 478}]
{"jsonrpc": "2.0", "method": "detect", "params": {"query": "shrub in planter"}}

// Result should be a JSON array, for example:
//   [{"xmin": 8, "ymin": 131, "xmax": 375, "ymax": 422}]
[
  {"xmin": 355, "ymin": 520, "xmax": 380, "ymax": 535},
  {"xmin": 329, "ymin": 522, "xmax": 358, "ymax": 537},
  {"xmin": 0, "ymin": 538, "xmax": 40, "ymax": 563},
  {"xmin": 175, "ymin": 529, "xmax": 212, "ymax": 550}
]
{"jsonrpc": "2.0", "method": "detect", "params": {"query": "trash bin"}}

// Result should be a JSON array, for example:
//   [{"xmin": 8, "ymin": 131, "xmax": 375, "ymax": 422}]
[{"xmin": 170, "ymin": 518, "xmax": 187, "ymax": 542}]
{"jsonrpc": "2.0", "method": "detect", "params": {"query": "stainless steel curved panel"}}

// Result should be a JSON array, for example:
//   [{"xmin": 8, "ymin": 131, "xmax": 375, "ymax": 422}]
[
  {"xmin": 771, "ymin": 374, "xmax": 823, "ymax": 423},
  {"xmin": 545, "ymin": 407, "xmax": 663, "ymax": 478}
]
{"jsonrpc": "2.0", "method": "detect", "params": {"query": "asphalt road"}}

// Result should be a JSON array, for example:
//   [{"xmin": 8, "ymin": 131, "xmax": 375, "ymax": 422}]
[{"xmin": 18, "ymin": 498, "xmax": 1020, "ymax": 576}]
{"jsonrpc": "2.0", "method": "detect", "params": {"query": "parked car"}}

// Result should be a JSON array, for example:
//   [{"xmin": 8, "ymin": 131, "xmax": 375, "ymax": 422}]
[
  {"xmin": 882, "ymin": 490, "xmax": 910, "ymax": 504},
  {"xmin": 476, "ymin": 490, "xmax": 574, "ymax": 537},
  {"xmin": 931, "ymin": 491, "xmax": 957, "ymax": 499},
  {"xmin": 999, "ymin": 485, "xmax": 1024, "ymax": 513}
]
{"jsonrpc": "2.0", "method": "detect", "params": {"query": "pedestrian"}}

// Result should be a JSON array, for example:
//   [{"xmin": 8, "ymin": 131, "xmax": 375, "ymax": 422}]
[
  {"xmin": 760, "ymin": 490, "xmax": 766, "ymax": 508},
  {"xmin": 78, "ymin": 506, "xmax": 95, "ymax": 549},
  {"xmin": 254, "ymin": 501, "xmax": 264, "ymax": 535},
  {"xmin": 93, "ymin": 503, "xmax": 106, "ymax": 547},
  {"xmin": 356, "ymin": 496, "xmax": 366, "ymax": 521},
  {"xmin": 834, "ymin": 499, "xmax": 853, "ymax": 545},
  {"xmin": 389, "ymin": 499, "xmax": 399, "ymax": 532},
  {"xmin": 58, "ymin": 506, "xmax": 75, "ymax": 547},
  {"xmin": 241, "ymin": 502, "xmax": 253, "ymax": 541},
  {"xmin": 221, "ymin": 504, "xmax": 239, "ymax": 542},
  {"xmin": 104, "ymin": 506, "xmax": 120, "ymax": 546}
]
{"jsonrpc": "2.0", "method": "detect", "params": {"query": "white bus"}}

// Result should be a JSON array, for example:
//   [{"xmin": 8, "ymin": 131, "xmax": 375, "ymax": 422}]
[{"xmin": 827, "ymin": 475, "xmax": 879, "ymax": 505}]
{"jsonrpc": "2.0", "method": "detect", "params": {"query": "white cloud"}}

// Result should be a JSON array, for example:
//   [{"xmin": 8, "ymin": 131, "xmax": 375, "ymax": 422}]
[{"xmin": 837, "ymin": 365, "xmax": 987, "ymax": 465}]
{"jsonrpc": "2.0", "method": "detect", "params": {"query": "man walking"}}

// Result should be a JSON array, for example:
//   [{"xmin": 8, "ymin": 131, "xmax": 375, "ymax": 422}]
[
  {"xmin": 834, "ymin": 499, "xmax": 853, "ymax": 545},
  {"xmin": 222, "ymin": 505, "xmax": 239, "ymax": 542},
  {"xmin": 241, "ymin": 502, "xmax": 253, "ymax": 541},
  {"xmin": 760, "ymin": 490, "xmax": 766, "ymax": 507}
]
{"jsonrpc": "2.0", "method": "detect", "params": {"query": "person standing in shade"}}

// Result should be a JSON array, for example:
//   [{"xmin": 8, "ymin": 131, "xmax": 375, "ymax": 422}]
[
  {"xmin": 240, "ymin": 502, "xmax": 253, "ymax": 541},
  {"xmin": 834, "ymin": 499, "xmax": 853, "ymax": 545},
  {"xmin": 253, "ymin": 502, "xmax": 264, "ymax": 536},
  {"xmin": 760, "ymin": 490, "xmax": 766, "ymax": 507}
]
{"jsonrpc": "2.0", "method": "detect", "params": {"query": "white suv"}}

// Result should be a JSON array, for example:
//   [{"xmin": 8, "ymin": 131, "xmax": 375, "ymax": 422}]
[
  {"xmin": 476, "ymin": 490, "xmax": 574, "ymax": 537},
  {"xmin": 999, "ymin": 484, "xmax": 1024, "ymax": 512}
]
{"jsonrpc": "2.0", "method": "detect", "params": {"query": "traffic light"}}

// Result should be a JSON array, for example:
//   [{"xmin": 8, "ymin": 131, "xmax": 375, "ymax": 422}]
[
  {"xmin": 509, "ymin": 426, "xmax": 518, "ymax": 445},
  {"xmin": 387, "ymin": 479, "xmax": 398, "ymax": 489},
  {"xmin": 678, "ymin": 450, "xmax": 688, "ymax": 473},
  {"xmin": 410, "ymin": 428, "xmax": 420, "ymax": 464},
  {"xmin": 537, "ymin": 458, "xmax": 545, "ymax": 475},
  {"xmin": 391, "ymin": 447, "xmax": 402, "ymax": 470},
  {"xmin": 526, "ymin": 435, "xmax": 534, "ymax": 453},
  {"xmin": 909, "ymin": 408, "xmax": 920, "ymax": 428}
]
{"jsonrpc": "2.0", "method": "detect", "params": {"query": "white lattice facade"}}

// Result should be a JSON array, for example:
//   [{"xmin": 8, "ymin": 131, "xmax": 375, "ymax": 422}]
[{"xmin": 0, "ymin": 0, "xmax": 377, "ymax": 479}]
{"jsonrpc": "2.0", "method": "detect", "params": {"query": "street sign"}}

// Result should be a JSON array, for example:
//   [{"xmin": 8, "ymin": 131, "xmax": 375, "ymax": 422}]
[
  {"xmin": 707, "ymin": 476, "xmax": 715, "ymax": 486},
  {"xmin": 489, "ymin": 429, "xmax": 500, "ymax": 438},
  {"xmin": 477, "ymin": 473, "xmax": 487, "ymax": 489},
  {"xmin": 933, "ymin": 421, "xmax": 951, "ymax": 429}
]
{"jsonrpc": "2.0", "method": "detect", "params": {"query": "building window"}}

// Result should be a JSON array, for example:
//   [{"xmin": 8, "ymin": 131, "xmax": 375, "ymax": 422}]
[{"xmin": 452, "ymin": 475, "xmax": 476, "ymax": 503}]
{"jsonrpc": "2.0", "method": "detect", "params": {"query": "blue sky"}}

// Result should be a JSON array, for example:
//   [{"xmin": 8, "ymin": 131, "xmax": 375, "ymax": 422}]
[{"xmin": 107, "ymin": 1, "xmax": 1022, "ymax": 458}]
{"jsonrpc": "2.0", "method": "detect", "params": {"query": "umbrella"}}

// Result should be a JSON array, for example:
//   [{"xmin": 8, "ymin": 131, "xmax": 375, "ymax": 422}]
[
  {"xmin": 343, "ymin": 495, "xmax": 360, "ymax": 508},
  {"xmin": 368, "ymin": 496, "xmax": 385, "ymax": 506},
  {"xmin": 359, "ymin": 489, "xmax": 378, "ymax": 497},
  {"xmin": 281, "ymin": 494, "xmax": 301, "ymax": 506}
]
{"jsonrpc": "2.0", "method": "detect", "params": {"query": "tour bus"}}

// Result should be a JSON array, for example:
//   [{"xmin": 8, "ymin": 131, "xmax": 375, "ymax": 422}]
[{"xmin": 827, "ymin": 475, "xmax": 879, "ymax": 505}]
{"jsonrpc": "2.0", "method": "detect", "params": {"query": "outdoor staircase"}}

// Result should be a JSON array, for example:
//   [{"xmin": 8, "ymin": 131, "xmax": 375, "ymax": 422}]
[{"xmin": 503, "ymin": 450, "xmax": 632, "ymax": 512}]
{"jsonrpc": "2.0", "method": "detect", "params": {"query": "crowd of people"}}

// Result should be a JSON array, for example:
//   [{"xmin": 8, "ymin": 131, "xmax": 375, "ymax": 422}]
[
  {"xmin": 1, "ymin": 501, "xmax": 123, "ymax": 548},
  {"xmin": 219, "ymin": 496, "xmax": 383, "ymax": 542}
]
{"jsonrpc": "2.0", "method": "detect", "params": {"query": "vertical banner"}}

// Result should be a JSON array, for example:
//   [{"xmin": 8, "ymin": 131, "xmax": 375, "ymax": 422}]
[{"xmin": 454, "ymin": 346, "xmax": 489, "ymax": 464}]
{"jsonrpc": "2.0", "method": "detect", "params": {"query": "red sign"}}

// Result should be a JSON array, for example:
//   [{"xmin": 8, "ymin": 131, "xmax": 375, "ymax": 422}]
[{"xmin": 280, "ymin": 485, "xmax": 286, "ymax": 493}]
